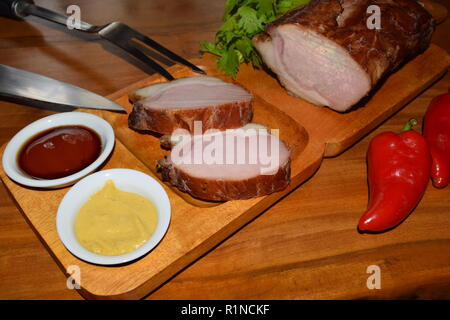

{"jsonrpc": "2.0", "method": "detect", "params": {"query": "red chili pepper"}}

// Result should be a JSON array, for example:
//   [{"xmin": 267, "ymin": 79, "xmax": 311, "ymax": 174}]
[
  {"xmin": 423, "ymin": 92, "xmax": 450, "ymax": 188},
  {"xmin": 358, "ymin": 119, "xmax": 431, "ymax": 232}
]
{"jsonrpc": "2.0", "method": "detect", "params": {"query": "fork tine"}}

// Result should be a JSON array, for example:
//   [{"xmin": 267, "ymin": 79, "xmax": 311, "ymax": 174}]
[
  {"xmin": 14, "ymin": 1, "xmax": 203, "ymax": 80},
  {"xmin": 132, "ymin": 32, "xmax": 206, "ymax": 75},
  {"xmin": 120, "ymin": 44, "xmax": 175, "ymax": 81}
]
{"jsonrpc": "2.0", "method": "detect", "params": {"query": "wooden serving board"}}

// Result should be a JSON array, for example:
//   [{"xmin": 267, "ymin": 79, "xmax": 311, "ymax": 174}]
[{"xmin": 0, "ymin": 45, "xmax": 449, "ymax": 299}]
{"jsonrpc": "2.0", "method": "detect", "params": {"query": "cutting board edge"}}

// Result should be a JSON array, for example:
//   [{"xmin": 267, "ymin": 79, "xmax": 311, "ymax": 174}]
[
  {"xmin": 77, "ymin": 142, "xmax": 325, "ymax": 299},
  {"xmin": 324, "ymin": 66, "xmax": 449, "ymax": 157},
  {"xmin": 0, "ymin": 126, "xmax": 325, "ymax": 299},
  {"xmin": 323, "ymin": 45, "xmax": 450, "ymax": 157}
]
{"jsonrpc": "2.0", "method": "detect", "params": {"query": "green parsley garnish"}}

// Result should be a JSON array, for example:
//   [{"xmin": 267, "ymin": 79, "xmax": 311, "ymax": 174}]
[{"xmin": 201, "ymin": 0, "xmax": 310, "ymax": 78}]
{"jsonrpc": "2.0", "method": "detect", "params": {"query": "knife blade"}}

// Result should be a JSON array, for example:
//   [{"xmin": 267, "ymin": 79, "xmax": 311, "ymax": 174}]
[{"xmin": 0, "ymin": 64, "xmax": 125, "ymax": 112}]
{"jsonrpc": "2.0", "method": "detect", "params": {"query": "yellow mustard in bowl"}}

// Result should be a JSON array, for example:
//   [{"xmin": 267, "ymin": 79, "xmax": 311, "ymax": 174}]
[{"xmin": 74, "ymin": 180, "xmax": 158, "ymax": 256}]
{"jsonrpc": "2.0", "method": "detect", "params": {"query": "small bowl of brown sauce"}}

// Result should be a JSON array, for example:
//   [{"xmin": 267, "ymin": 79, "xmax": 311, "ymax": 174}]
[{"xmin": 2, "ymin": 112, "xmax": 115, "ymax": 188}]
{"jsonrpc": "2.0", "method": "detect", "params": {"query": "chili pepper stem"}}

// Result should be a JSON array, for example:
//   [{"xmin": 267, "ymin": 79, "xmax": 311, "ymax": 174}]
[{"xmin": 402, "ymin": 118, "xmax": 418, "ymax": 131}]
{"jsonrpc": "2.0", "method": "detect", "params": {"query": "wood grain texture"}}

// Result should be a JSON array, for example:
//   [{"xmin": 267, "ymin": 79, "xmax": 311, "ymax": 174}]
[
  {"xmin": 0, "ymin": 66, "xmax": 315, "ymax": 298},
  {"xmin": 2, "ymin": 44, "xmax": 447, "ymax": 299},
  {"xmin": 0, "ymin": 0, "xmax": 449, "ymax": 300}
]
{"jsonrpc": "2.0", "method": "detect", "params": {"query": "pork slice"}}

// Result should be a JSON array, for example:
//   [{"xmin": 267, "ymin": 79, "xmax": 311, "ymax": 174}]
[
  {"xmin": 128, "ymin": 76, "xmax": 254, "ymax": 134},
  {"xmin": 157, "ymin": 129, "xmax": 291, "ymax": 201},
  {"xmin": 253, "ymin": 0, "xmax": 435, "ymax": 112}
]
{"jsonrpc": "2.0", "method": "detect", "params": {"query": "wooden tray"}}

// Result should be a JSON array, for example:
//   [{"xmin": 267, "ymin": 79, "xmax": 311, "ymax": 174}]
[{"xmin": 0, "ymin": 45, "xmax": 448, "ymax": 299}]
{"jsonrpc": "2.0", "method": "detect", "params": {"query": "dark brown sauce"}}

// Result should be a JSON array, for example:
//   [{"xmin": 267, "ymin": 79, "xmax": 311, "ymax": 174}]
[{"xmin": 18, "ymin": 126, "xmax": 101, "ymax": 179}]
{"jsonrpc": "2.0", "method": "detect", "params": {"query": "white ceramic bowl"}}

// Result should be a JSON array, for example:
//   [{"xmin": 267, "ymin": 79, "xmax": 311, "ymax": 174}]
[
  {"xmin": 56, "ymin": 168, "xmax": 171, "ymax": 265},
  {"xmin": 2, "ymin": 112, "xmax": 115, "ymax": 188}
]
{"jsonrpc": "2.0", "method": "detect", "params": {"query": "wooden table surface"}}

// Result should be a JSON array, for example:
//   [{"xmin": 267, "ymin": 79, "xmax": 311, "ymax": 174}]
[{"xmin": 0, "ymin": 0, "xmax": 449, "ymax": 300}]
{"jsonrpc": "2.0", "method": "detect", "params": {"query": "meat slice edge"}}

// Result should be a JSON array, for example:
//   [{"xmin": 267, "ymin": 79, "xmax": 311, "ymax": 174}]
[{"xmin": 128, "ymin": 76, "xmax": 225, "ymax": 103}]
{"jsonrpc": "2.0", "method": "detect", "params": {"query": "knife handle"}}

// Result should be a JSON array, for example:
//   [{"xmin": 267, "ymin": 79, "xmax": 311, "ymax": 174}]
[{"xmin": 0, "ymin": 0, "xmax": 34, "ymax": 19}]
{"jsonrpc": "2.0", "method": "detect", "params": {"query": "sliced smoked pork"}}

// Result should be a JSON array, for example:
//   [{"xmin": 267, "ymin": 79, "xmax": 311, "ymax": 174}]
[
  {"xmin": 157, "ymin": 128, "xmax": 291, "ymax": 201},
  {"xmin": 253, "ymin": 0, "xmax": 435, "ymax": 112},
  {"xmin": 128, "ymin": 76, "xmax": 254, "ymax": 134}
]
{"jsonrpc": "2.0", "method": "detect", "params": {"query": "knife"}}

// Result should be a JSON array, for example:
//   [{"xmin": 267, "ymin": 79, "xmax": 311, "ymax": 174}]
[{"xmin": 0, "ymin": 64, "xmax": 125, "ymax": 112}]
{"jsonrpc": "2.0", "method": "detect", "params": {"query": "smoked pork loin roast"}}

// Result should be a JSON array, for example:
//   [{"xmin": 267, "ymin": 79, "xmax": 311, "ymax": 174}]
[
  {"xmin": 128, "ymin": 76, "xmax": 254, "ymax": 134},
  {"xmin": 253, "ymin": 0, "xmax": 435, "ymax": 112},
  {"xmin": 157, "ymin": 128, "xmax": 291, "ymax": 201}
]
